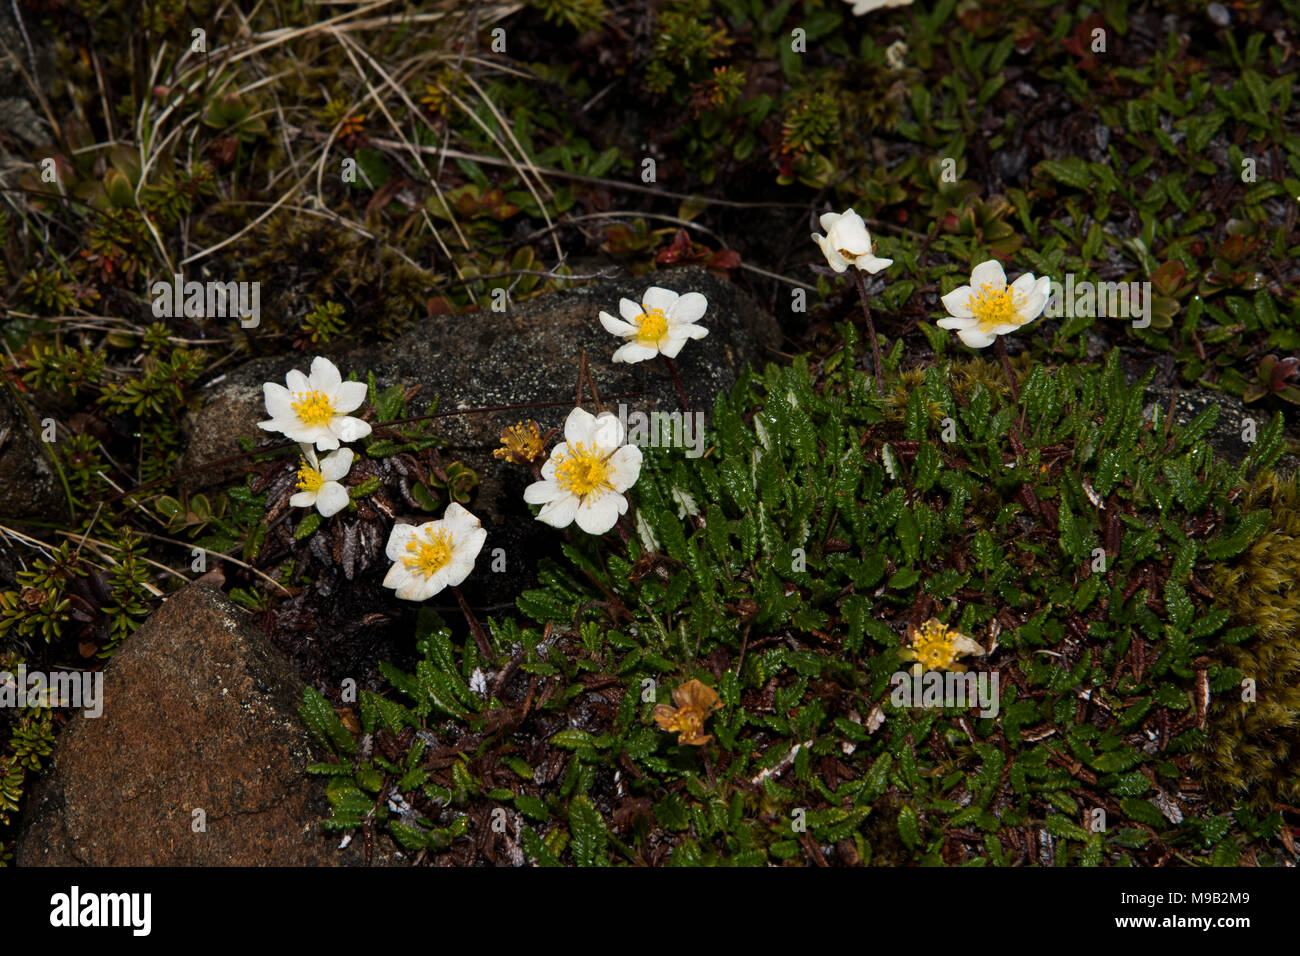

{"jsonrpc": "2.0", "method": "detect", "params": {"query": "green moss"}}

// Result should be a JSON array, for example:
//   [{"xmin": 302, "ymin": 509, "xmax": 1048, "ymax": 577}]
[{"xmin": 1199, "ymin": 472, "xmax": 1300, "ymax": 810}]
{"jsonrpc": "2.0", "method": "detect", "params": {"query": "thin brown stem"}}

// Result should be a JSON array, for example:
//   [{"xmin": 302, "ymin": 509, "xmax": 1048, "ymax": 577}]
[
  {"xmin": 995, "ymin": 336, "xmax": 1021, "ymax": 402},
  {"xmin": 661, "ymin": 355, "xmax": 692, "ymax": 412},
  {"xmin": 851, "ymin": 268, "xmax": 885, "ymax": 397},
  {"xmin": 453, "ymin": 585, "xmax": 493, "ymax": 663}
]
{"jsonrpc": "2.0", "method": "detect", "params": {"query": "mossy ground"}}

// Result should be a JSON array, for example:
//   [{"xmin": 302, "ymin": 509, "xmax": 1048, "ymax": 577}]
[{"xmin": 2, "ymin": 0, "xmax": 1299, "ymax": 864}]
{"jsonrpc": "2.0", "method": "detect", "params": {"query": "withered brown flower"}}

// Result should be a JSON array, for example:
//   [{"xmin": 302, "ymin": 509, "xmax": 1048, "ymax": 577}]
[
  {"xmin": 654, "ymin": 678, "xmax": 721, "ymax": 746},
  {"xmin": 493, "ymin": 420, "xmax": 546, "ymax": 466}
]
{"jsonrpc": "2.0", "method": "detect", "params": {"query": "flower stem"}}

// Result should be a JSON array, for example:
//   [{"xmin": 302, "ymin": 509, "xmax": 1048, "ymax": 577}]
[
  {"xmin": 995, "ymin": 336, "xmax": 1021, "ymax": 402},
  {"xmin": 452, "ymin": 585, "xmax": 493, "ymax": 663},
  {"xmin": 851, "ymin": 268, "xmax": 885, "ymax": 397},
  {"xmin": 661, "ymin": 355, "xmax": 692, "ymax": 413}
]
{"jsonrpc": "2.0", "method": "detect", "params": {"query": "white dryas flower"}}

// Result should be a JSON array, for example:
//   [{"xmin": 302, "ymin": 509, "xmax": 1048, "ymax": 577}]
[
  {"xmin": 811, "ymin": 209, "xmax": 893, "ymax": 274},
  {"xmin": 599, "ymin": 287, "xmax": 709, "ymax": 363},
  {"xmin": 290, "ymin": 444, "xmax": 353, "ymax": 518},
  {"xmin": 938, "ymin": 259, "xmax": 1052, "ymax": 349},
  {"xmin": 259, "ymin": 356, "xmax": 372, "ymax": 451},
  {"xmin": 382, "ymin": 503, "xmax": 487, "ymax": 601},
  {"xmin": 845, "ymin": 0, "xmax": 914, "ymax": 15},
  {"xmin": 523, "ymin": 407, "xmax": 643, "ymax": 535}
]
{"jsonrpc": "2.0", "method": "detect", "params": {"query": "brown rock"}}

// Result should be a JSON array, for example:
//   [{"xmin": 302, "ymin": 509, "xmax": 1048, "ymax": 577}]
[{"xmin": 16, "ymin": 582, "xmax": 402, "ymax": 866}]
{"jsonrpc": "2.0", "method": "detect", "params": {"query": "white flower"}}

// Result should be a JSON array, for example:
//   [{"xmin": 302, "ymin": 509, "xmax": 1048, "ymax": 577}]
[
  {"xmin": 811, "ymin": 209, "xmax": 893, "ymax": 274},
  {"xmin": 259, "ymin": 356, "xmax": 372, "ymax": 451},
  {"xmin": 290, "ymin": 444, "xmax": 353, "ymax": 518},
  {"xmin": 599, "ymin": 287, "xmax": 709, "ymax": 363},
  {"xmin": 523, "ymin": 407, "xmax": 643, "ymax": 534},
  {"xmin": 845, "ymin": 0, "xmax": 914, "ymax": 15},
  {"xmin": 938, "ymin": 259, "xmax": 1052, "ymax": 349},
  {"xmin": 382, "ymin": 503, "xmax": 487, "ymax": 601}
]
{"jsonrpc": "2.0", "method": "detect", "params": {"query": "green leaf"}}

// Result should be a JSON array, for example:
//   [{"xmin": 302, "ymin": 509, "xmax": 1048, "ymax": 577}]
[
  {"xmin": 568, "ymin": 795, "xmax": 609, "ymax": 867},
  {"xmin": 897, "ymin": 804, "xmax": 920, "ymax": 850}
]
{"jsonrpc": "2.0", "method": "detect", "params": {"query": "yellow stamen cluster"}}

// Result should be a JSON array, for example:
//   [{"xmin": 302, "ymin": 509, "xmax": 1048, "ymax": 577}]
[
  {"xmin": 493, "ymin": 420, "xmax": 546, "ymax": 465},
  {"xmin": 402, "ymin": 528, "xmax": 454, "ymax": 579},
  {"xmin": 296, "ymin": 459, "xmax": 324, "ymax": 494},
  {"xmin": 908, "ymin": 618, "xmax": 974, "ymax": 672},
  {"xmin": 970, "ymin": 282, "xmax": 1023, "ymax": 332},
  {"xmin": 554, "ymin": 442, "xmax": 613, "ymax": 498},
  {"xmin": 291, "ymin": 390, "xmax": 336, "ymax": 427},
  {"xmin": 635, "ymin": 306, "xmax": 669, "ymax": 344}
]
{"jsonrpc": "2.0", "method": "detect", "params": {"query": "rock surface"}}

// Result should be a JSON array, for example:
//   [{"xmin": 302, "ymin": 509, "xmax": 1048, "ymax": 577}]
[
  {"xmin": 183, "ymin": 267, "xmax": 781, "ymax": 520},
  {"xmin": 1142, "ymin": 384, "xmax": 1299, "ymax": 474},
  {"xmin": 0, "ymin": 385, "xmax": 66, "ymax": 520},
  {"xmin": 17, "ymin": 582, "xmax": 401, "ymax": 866}
]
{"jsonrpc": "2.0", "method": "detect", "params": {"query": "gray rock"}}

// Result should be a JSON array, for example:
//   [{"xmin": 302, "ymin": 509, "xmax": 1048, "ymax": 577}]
[
  {"xmin": 0, "ymin": 385, "xmax": 67, "ymax": 520},
  {"xmin": 182, "ymin": 267, "xmax": 780, "ymax": 532},
  {"xmin": 17, "ymin": 581, "xmax": 402, "ymax": 866},
  {"xmin": 1142, "ymin": 385, "xmax": 1298, "ymax": 474}
]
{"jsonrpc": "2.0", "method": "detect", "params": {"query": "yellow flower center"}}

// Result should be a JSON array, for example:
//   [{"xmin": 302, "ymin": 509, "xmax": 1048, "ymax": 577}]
[
  {"xmin": 555, "ymin": 442, "xmax": 613, "ymax": 498},
  {"xmin": 970, "ymin": 282, "xmax": 1023, "ymax": 332},
  {"xmin": 292, "ymin": 390, "xmax": 336, "ymax": 427},
  {"xmin": 635, "ymin": 306, "xmax": 669, "ymax": 344},
  {"xmin": 296, "ymin": 459, "xmax": 325, "ymax": 494},
  {"xmin": 909, "ymin": 619, "xmax": 965, "ymax": 671},
  {"xmin": 402, "ymin": 528, "xmax": 454, "ymax": 579}
]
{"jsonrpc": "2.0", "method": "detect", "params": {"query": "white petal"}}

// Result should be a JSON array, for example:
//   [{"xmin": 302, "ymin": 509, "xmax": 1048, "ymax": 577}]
[
  {"xmin": 941, "ymin": 286, "xmax": 976, "ymax": 319},
  {"xmin": 335, "ymin": 380, "xmax": 368, "ymax": 413},
  {"xmin": 564, "ymin": 407, "xmax": 599, "ymax": 446},
  {"xmin": 320, "ymin": 448, "xmax": 353, "ymax": 481},
  {"xmin": 333, "ymin": 417, "xmax": 372, "ymax": 442},
  {"xmin": 385, "ymin": 523, "xmax": 417, "ymax": 560},
  {"xmin": 285, "ymin": 369, "xmax": 310, "ymax": 394},
  {"xmin": 670, "ymin": 292, "xmax": 708, "ymax": 324},
  {"xmin": 537, "ymin": 494, "xmax": 580, "ymax": 528},
  {"xmin": 459, "ymin": 527, "xmax": 488, "ymax": 566},
  {"xmin": 383, "ymin": 563, "xmax": 412, "ymax": 590},
  {"xmin": 574, "ymin": 493, "xmax": 622, "ymax": 534},
  {"xmin": 264, "ymin": 383, "xmax": 293, "ymax": 419},
  {"xmin": 854, "ymin": 254, "xmax": 893, "ymax": 274},
  {"xmin": 289, "ymin": 491, "xmax": 316, "ymax": 508},
  {"xmin": 600, "ymin": 310, "xmax": 635, "ymax": 337},
  {"xmin": 957, "ymin": 328, "xmax": 998, "ymax": 349},
  {"xmin": 524, "ymin": 479, "xmax": 560, "ymax": 504},
  {"xmin": 309, "ymin": 356, "xmax": 342, "ymax": 392},
  {"xmin": 541, "ymin": 451, "xmax": 561, "ymax": 481},
  {"xmin": 590, "ymin": 412, "xmax": 624, "ymax": 450},
  {"xmin": 315, "ymin": 483, "xmax": 350, "ymax": 517},
  {"xmin": 969, "ymin": 259, "xmax": 1006, "ymax": 291},
  {"xmin": 1009, "ymin": 272, "xmax": 1039, "ymax": 297},
  {"xmin": 659, "ymin": 337, "xmax": 686, "ymax": 358},
  {"xmin": 613, "ymin": 342, "xmax": 659, "ymax": 363},
  {"xmin": 641, "ymin": 287, "xmax": 679, "ymax": 313},
  {"xmin": 936, "ymin": 316, "xmax": 975, "ymax": 331},
  {"xmin": 818, "ymin": 211, "xmax": 842, "ymax": 232},
  {"xmin": 812, "ymin": 234, "xmax": 850, "ymax": 272},
  {"xmin": 442, "ymin": 503, "xmax": 482, "ymax": 540},
  {"xmin": 606, "ymin": 445, "xmax": 643, "ymax": 490},
  {"xmin": 618, "ymin": 298, "xmax": 643, "ymax": 322}
]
